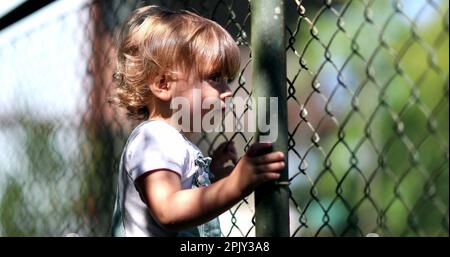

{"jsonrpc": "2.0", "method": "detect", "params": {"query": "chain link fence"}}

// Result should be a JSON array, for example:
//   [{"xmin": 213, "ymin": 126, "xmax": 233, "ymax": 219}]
[{"xmin": 0, "ymin": 0, "xmax": 448, "ymax": 236}]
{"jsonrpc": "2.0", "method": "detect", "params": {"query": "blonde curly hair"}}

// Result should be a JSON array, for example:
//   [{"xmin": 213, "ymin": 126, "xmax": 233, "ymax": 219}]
[{"xmin": 110, "ymin": 5, "xmax": 240, "ymax": 120}]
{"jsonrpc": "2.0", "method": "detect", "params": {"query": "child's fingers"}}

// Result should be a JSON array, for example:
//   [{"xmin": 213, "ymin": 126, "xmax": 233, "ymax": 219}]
[
  {"xmin": 258, "ymin": 172, "xmax": 281, "ymax": 183},
  {"xmin": 252, "ymin": 151, "xmax": 284, "ymax": 165},
  {"xmin": 225, "ymin": 143, "xmax": 238, "ymax": 162},
  {"xmin": 215, "ymin": 141, "xmax": 235, "ymax": 155},
  {"xmin": 216, "ymin": 150, "xmax": 237, "ymax": 166},
  {"xmin": 214, "ymin": 142, "xmax": 228, "ymax": 154},
  {"xmin": 256, "ymin": 161, "xmax": 285, "ymax": 173},
  {"xmin": 246, "ymin": 142, "xmax": 273, "ymax": 157},
  {"xmin": 229, "ymin": 152, "xmax": 238, "ymax": 165},
  {"xmin": 226, "ymin": 141, "xmax": 236, "ymax": 152}
]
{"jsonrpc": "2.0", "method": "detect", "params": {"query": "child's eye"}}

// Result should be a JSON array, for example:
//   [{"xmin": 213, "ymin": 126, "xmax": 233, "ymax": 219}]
[
  {"xmin": 207, "ymin": 74, "xmax": 222, "ymax": 83},
  {"xmin": 207, "ymin": 74, "xmax": 233, "ymax": 84}
]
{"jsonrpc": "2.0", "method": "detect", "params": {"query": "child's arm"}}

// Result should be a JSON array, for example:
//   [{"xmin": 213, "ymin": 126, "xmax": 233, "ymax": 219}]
[{"xmin": 137, "ymin": 142, "xmax": 285, "ymax": 231}]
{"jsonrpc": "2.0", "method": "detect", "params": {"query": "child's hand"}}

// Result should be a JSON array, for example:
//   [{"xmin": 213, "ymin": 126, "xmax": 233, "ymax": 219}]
[
  {"xmin": 228, "ymin": 142, "xmax": 285, "ymax": 197},
  {"xmin": 210, "ymin": 141, "xmax": 238, "ymax": 182}
]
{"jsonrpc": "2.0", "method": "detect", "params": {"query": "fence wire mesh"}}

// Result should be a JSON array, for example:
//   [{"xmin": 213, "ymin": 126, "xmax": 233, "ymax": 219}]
[
  {"xmin": 286, "ymin": 0, "xmax": 449, "ymax": 236},
  {"xmin": 0, "ymin": 0, "xmax": 448, "ymax": 236}
]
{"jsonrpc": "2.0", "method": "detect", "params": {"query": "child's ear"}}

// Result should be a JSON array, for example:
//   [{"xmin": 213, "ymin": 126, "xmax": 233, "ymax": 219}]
[{"xmin": 149, "ymin": 75, "xmax": 173, "ymax": 101}]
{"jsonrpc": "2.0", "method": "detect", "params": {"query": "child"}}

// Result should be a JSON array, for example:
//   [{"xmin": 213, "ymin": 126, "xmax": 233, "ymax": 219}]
[{"xmin": 110, "ymin": 5, "xmax": 285, "ymax": 237}]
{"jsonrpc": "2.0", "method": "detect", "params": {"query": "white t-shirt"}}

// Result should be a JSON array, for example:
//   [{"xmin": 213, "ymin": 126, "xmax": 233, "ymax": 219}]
[{"xmin": 111, "ymin": 120, "xmax": 205, "ymax": 237}]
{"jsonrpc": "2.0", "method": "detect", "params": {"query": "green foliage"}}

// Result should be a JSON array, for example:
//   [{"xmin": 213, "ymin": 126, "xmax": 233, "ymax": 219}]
[{"xmin": 288, "ymin": 0, "xmax": 448, "ymax": 236}]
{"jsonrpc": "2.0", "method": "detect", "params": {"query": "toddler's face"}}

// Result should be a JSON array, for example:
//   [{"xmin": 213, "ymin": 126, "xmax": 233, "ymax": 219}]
[
  {"xmin": 175, "ymin": 72, "xmax": 232, "ymax": 111},
  {"xmin": 200, "ymin": 73, "xmax": 232, "ymax": 115},
  {"xmin": 170, "ymin": 71, "xmax": 233, "ymax": 131}
]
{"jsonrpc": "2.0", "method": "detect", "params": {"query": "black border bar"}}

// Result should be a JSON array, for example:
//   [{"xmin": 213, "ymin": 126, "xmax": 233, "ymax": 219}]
[{"xmin": 0, "ymin": 0, "xmax": 56, "ymax": 31}]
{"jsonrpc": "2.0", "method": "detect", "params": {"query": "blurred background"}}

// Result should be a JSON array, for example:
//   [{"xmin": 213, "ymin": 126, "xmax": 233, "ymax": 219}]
[{"xmin": 0, "ymin": 0, "xmax": 448, "ymax": 236}]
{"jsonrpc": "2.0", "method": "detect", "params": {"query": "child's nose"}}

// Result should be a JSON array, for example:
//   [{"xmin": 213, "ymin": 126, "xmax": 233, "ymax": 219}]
[
  {"xmin": 219, "ymin": 85, "xmax": 232, "ymax": 111},
  {"xmin": 219, "ymin": 88, "xmax": 232, "ymax": 100}
]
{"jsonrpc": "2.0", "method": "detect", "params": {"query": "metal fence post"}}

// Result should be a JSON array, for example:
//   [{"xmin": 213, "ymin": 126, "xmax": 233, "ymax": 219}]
[{"xmin": 251, "ymin": 0, "xmax": 290, "ymax": 237}]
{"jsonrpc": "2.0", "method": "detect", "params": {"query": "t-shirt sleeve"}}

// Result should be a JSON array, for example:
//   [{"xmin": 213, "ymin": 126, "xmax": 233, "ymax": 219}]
[{"xmin": 125, "ymin": 123, "xmax": 188, "ymax": 181}]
